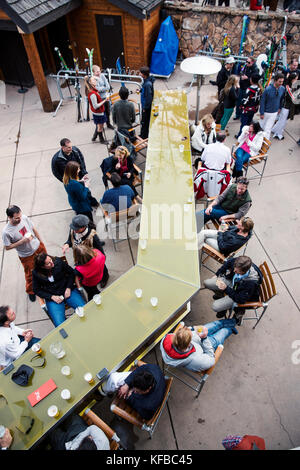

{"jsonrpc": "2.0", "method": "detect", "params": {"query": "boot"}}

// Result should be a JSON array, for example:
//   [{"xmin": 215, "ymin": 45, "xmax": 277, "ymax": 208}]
[
  {"xmin": 91, "ymin": 128, "xmax": 98, "ymax": 142},
  {"xmin": 98, "ymin": 132, "xmax": 107, "ymax": 144},
  {"xmin": 106, "ymin": 119, "xmax": 114, "ymax": 130}
]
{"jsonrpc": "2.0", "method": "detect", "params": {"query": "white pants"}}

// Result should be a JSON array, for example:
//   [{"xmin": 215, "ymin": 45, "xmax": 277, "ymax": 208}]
[
  {"xmin": 101, "ymin": 371, "xmax": 131, "ymax": 394},
  {"xmin": 271, "ymin": 108, "xmax": 289, "ymax": 139},
  {"xmin": 260, "ymin": 112, "xmax": 278, "ymax": 140},
  {"xmin": 198, "ymin": 229, "xmax": 220, "ymax": 251}
]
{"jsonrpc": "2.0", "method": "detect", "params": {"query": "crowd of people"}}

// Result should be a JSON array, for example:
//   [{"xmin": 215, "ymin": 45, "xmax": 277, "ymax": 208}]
[{"xmin": 1, "ymin": 51, "xmax": 299, "ymax": 450}]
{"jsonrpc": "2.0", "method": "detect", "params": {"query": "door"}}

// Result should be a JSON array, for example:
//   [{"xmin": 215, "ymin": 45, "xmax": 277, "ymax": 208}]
[{"xmin": 96, "ymin": 15, "xmax": 124, "ymax": 69}]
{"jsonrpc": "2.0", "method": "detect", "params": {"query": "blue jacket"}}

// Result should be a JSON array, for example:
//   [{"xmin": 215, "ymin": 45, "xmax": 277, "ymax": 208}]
[
  {"xmin": 141, "ymin": 76, "xmax": 155, "ymax": 110},
  {"xmin": 259, "ymin": 83, "xmax": 285, "ymax": 115},
  {"xmin": 125, "ymin": 364, "xmax": 166, "ymax": 420},
  {"xmin": 64, "ymin": 179, "xmax": 92, "ymax": 214}
]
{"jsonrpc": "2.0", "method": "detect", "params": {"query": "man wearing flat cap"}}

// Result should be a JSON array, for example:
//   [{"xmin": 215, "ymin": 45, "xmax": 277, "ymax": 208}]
[{"xmin": 216, "ymin": 56, "xmax": 235, "ymax": 97}]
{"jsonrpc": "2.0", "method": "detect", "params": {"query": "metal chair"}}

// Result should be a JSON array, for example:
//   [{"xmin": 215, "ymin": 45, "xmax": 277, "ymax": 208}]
[
  {"xmin": 110, "ymin": 360, "xmax": 173, "ymax": 439},
  {"xmin": 100, "ymin": 156, "xmax": 143, "ymax": 196},
  {"xmin": 227, "ymin": 261, "xmax": 277, "ymax": 329},
  {"xmin": 162, "ymin": 323, "xmax": 224, "ymax": 398},
  {"xmin": 232, "ymin": 137, "xmax": 271, "ymax": 185},
  {"xmin": 101, "ymin": 203, "xmax": 141, "ymax": 265},
  {"xmin": 200, "ymin": 239, "xmax": 249, "ymax": 274},
  {"xmin": 82, "ymin": 408, "xmax": 121, "ymax": 450}
]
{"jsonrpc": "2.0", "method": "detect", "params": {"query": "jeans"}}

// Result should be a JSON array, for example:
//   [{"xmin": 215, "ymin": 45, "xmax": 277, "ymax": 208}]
[
  {"xmin": 205, "ymin": 319, "xmax": 238, "ymax": 350},
  {"xmin": 237, "ymin": 111, "xmax": 255, "ymax": 137},
  {"xmin": 196, "ymin": 206, "xmax": 230, "ymax": 231},
  {"xmin": 46, "ymin": 288, "xmax": 86, "ymax": 327},
  {"xmin": 235, "ymin": 89, "xmax": 246, "ymax": 119},
  {"xmin": 235, "ymin": 147, "xmax": 250, "ymax": 172}
]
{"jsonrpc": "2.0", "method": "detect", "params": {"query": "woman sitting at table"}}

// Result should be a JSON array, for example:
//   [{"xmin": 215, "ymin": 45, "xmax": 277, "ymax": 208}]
[
  {"xmin": 232, "ymin": 121, "xmax": 264, "ymax": 180},
  {"xmin": 160, "ymin": 319, "xmax": 238, "ymax": 372},
  {"xmin": 32, "ymin": 252, "xmax": 86, "ymax": 327},
  {"xmin": 73, "ymin": 244, "xmax": 109, "ymax": 301},
  {"xmin": 63, "ymin": 161, "xmax": 94, "ymax": 223},
  {"xmin": 191, "ymin": 114, "xmax": 217, "ymax": 168}
]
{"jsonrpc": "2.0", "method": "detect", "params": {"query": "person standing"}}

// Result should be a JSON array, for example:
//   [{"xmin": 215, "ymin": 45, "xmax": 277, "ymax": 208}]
[
  {"xmin": 220, "ymin": 75, "xmax": 240, "ymax": 130},
  {"xmin": 2, "ymin": 205, "xmax": 47, "ymax": 302},
  {"xmin": 259, "ymin": 73, "xmax": 285, "ymax": 139},
  {"xmin": 271, "ymin": 72, "xmax": 298, "ymax": 140},
  {"xmin": 92, "ymin": 64, "xmax": 114, "ymax": 130},
  {"xmin": 215, "ymin": 56, "xmax": 235, "ymax": 97},
  {"xmin": 236, "ymin": 74, "xmax": 261, "ymax": 138},
  {"xmin": 139, "ymin": 66, "xmax": 155, "ymax": 139},
  {"xmin": 51, "ymin": 138, "xmax": 88, "ymax": 183},
  {"xmin": 63, "ymin": 162, "xmax": 94, "ymax": 223},
  {"xmin": 234, "ymin": 57, "xmax": 259, "ymax": 120},
  {"xmin": 85, "ymin": 76, "xmax": 108, "ymax": 143}
]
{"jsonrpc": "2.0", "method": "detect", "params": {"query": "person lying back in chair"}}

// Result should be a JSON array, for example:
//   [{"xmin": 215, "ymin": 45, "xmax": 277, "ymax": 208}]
[
  {"xmin": 100, "ymin": 364, "xmax": 166, "ymax": 421},
  {"xmin": 198, "ymin": 216, "xmax": 254, "ymax": 257},
  {"xmin": 160, "ymin": 319, "xmax": 238, "ymax": 372}
]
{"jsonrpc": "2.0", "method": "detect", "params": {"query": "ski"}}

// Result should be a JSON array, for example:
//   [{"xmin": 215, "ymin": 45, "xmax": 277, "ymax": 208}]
[
  {"xmin": 84, "ymin": 58, "xmax": 90, "ymax": 122},
  {"xmin": 222, "ymin": 33, "xmax": 231, "ymax": 57},
  {"xmin": 234, "ymin": 15, "xmax": 250, "ymax": 75},
  {"xmin": 86, "ymin": 48, "xmax": 94, "ymax": 74},
  {"xmin": 73, "ymin": 57, "xmax": 83, "ymax": 123},
  {"xmin": 54, "ymin": 47, "xmax": 69, "ymax": 71}
]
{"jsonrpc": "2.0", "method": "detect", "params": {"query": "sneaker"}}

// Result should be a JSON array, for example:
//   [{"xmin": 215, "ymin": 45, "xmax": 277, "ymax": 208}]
[
  {"xmin": 216, "ymin": 310, "xmax": 227, "ymax": 318},
  {"xmin": 28, "ymin": 294, "xmax": 36, "ymax": 302}
]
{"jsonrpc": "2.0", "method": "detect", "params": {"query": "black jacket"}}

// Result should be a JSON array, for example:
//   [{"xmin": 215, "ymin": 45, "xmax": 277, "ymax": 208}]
[
  {"xmin": 32, "ymin": 257, "xmax": 76, "ymax": 301},
  {"xmin": 217, "ymin": 227, "xmax": 252, "ymax": 257},
  {"xmin": 125, "ymin": 364, "xmax": 166, "ymax": 420},
  {"xmin": 216, "ymin": 66, "xmax": 231, "ymax": 93},
  {"xmin": 240, "ymin": 63, "xmax": 260, "ymax": 90},
  {"xmin": 65, "ymin": 225, "xmax": 104, "ymax": 255},
  {"xmin": 216, "ymin": 258, "xmax": 263, "ymax": 304},
  {"xmin": 51, "ymin": 146, "xmax": 87, "ymax": 182},
  {"xmin": 223, "ymin": 86, "xmax": 239, "ymax": 109}
]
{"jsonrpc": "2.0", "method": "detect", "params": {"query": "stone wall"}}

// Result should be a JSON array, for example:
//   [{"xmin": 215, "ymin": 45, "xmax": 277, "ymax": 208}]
[{"xmin": 163, "ymin": 1, "xmax": 300, "ymax": 61}]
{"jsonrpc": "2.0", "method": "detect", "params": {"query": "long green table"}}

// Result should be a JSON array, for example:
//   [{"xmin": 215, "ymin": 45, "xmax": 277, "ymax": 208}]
[{"xmin": 0, "ymin": 89, "xmax": 200, "ymax": 450}]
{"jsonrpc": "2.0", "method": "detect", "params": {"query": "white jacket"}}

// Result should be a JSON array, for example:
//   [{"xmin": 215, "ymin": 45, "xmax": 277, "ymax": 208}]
[
  {"xmin": 236, "ymin": 126, "xmax": 264, "ymax": 157},
  {"xmin": 191, "ymin": 122, "xmax": 216, "ymax": 152}
]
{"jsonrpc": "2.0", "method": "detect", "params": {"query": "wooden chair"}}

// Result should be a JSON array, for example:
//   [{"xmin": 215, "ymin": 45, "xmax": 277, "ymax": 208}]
[
  {"xmin": 110, "ymin": 360, "xmax": 173, "ymax": 438},
  {"xmin": 82, "ymin": 408, "xmax": 120, "ymax": 450},
  {"xmin": 232, "ymin": 137, "xmax": 271, "ymax": 185},
  {"xmin": 162, "ymin": 323, "xmax": 224, "ymax": 398},
  {"xmin": 200, "ymin": 239, "xmax": 249, "ymax": 274},
  {"xmin": 227, "ymin": 261, "xmax": 277, "ymax": 329},
  {"xmin": 101, "ymin": 203, "xmax": 141, "ymax": 265}
]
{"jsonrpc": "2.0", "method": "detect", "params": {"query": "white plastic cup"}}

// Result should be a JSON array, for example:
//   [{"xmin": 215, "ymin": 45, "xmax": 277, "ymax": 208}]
[
  {"xmin": 61, "ymin": 365, "xmax": 71, "ymax": 376},
  {"xmin": 135, "ymin": 288, "xmax": 142, "ymax": 299},
  {"xmin": 140, "ymin": 239, "xmax": 147, "ymax": 250},
  {"xmin": 84, "ymin": 372, "xmax": 94, "ymax": 384},
  {"xmin": 47, "ymin": 405, "xmax": 59, "ymax": 418},
  {"xmin": 31, "ymin": 343, "xmax": 42, "ymax": 354},
  {"xmin": 146, "ymin": 174, "xmax": 150, "ymax": 182},
  {"xmin": 50, "ymin": 342, "xmax": 65, "ymax": 359},
  {"xmin": 179, "ymin": 144, "xmax": 184, "ymax": 153},
  {"xmin": 24, "ymin": 232, "xmax": 32, "ymax": 239},
  {"xmin": 75, "ymin": 306, "xmax": 85, "ymax": 317},
  {"xmin": 150, "ymin": 297, "xmax": 158, "ymax": 307},
  {"xmin": 61, "ymin": 389, "xmax": 71, "ymax": 400},
  {"xmin": 93, "ymin": 294, "xmax": 102, "ymax": 305}
]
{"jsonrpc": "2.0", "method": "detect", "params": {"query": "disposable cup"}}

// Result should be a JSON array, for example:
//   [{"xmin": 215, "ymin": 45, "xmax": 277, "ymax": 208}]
[
  {"xmin": 31, "ymin": 343, "xmax": 42, "ymax": 354},
  {"xmin": 24, "ymin": 232, "xmax": 32, "ymax": 239},
  {"xmin": 140, "ymin": 239, "xmax": 147, "ymax": 250},
  {"xmin": 197, "ymin": 326, "xmax": 203, "ymax": 333},
  {"xmin": 47, "ymin": 405, "xmax": 59, "ymax": 418},
  {"xmin": 179, "ymin": 144, "xmax": 184, "ymax": 153},
  {"xmin": 93, "ymin": 294, "xmax": 102, "ymax": 305},
  {"xmin": 150, "ymin": 297, "xmax": 158, "ymax": 308},
  {"xmin": 75, "ymin": 306, "xmax": 85, "ymax": 317},
  {"xmin": 61, "ymin": 389, "xmax": 71, "ymax": 400},
  {"xmin": 146, "ymin": 174, "xmax": 150, "ymax": 182},
  {"xmin": 135, "ymin": 288, "xmax": 142, "ymax": 299},
  {"xmin": 61, "ymin": 365, "xmax": 71, "ymax": 376},
  {"xmin": 84, "ymin": 372, "xmax": 94, "ymax": 384}
]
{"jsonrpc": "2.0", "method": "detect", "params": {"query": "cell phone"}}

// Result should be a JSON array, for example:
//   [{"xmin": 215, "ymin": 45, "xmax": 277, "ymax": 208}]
[
  {"xmin": 59, "ymin": 328, "xmax": 68, "ymax": 339},
  {"xmin": 96, "ymin": 367, "xmax": 109, "ymax": 381},
  {"xmin": 2, "ymin": 363, "xmax": 14, "ymax": 375}
]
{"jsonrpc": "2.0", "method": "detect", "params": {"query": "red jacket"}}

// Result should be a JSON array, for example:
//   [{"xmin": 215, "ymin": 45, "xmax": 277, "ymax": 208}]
[
  {"xmin": 75, "ymin": 249, "xmax": 106, "ymax": 287},
  {"xmin": 88, "ymin": 90, "xmax": 105, "ymax": 114},
  {"xmin": 234, "ymin": 435, "xmax": 266, "ymax": 450}
]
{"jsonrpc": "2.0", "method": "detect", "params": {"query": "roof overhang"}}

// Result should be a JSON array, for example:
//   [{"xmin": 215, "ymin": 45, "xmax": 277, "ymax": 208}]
[{"xmin": 107, "ymin": 0, "xmax": 163, "ymax": 20}]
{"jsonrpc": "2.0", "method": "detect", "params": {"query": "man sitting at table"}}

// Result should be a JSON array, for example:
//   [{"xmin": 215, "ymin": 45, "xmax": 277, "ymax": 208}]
[
  {"xmin": 99, "ymin": 363, "xmax": 166, "ymax": 421},
  {"xmin": 195, "ymin": 177, "xmax": 252, "ymax": 231},
  {"xmin": 100, "ymin": 173, "xmax": 136, "ymax": 213},
  {"xmin": 196, "ymin": 132, "xmax": 232, "ymax": 172},
  {"xmin": 160, "ymin": 319, "xmax": 238, "ymax": 372},
  {"xmin": 0, "ymin": 305, "xmax": 40, "ymax": 369}
]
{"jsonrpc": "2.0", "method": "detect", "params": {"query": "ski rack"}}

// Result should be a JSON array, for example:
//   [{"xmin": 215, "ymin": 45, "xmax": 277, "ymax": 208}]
[
  {"xmin": 49, "ymin": 68, "xmax": 143, "ymax": 118},
  {"xmin": 195, "ymin": 50, "xmax": 248, "ymax": 63}
]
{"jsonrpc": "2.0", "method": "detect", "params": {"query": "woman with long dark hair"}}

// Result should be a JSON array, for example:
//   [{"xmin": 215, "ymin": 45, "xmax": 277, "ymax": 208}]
[
  {"xmin": 220, "ymin": 75, "xmax": 240, "ymax": 130},
  {"xmin": 63, "ymin": 161, "xmax": 94, "ymax": 222},
  {"xmin": 233, "ymin": 121, "xmax": 264, "ymax": 179},
  {"xmin": 32, "ymin": 252, "xmax": 85, "ymax": 327}
]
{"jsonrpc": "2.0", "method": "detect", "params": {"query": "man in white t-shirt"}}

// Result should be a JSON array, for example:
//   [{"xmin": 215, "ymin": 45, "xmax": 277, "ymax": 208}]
[
  {"xmin": 0, "ymin": 305, "xmax": 39, "ymax": 368},
  {"xmin": 2, "ymin": 205, "xmax": 47, "ymax": 302},
  {"xmin": 199, "ymin": 132, "xmax": 232, "ymax": 172}
]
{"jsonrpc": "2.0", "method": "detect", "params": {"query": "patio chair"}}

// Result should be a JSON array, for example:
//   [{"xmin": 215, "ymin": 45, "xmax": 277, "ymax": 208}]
[
  {"xmin": 100, "ymin": 156, "xmax": 143, "ymax": 196},
  {"xmin": 200, "ymin": 238, "xmax": 249, "ymax": 274},
  {"xmin": 82, "ymin": 408, "xmax": 121, "ymax": 450},
  {"xmin": 110, "ymin": 360, "xmax": 173, "ymax": 438},
  {"xmin": 100, "ymin": 203, "xmax": 141, "ymax": 265},
  {"xmin": 162, "ymin": 323, "xmax": 224, "ymax": 398},
  {"xmin": 232, "ymin": 137, "xmax": 271, "ymax": 185},
  {"xmin": 227, "ymin": 261, "xmax": 277, "ymax": 329}
]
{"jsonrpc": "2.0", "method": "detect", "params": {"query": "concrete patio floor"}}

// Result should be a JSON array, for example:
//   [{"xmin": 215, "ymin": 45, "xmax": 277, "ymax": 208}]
[{"xmin": 0, "ymin": 65, "xmax": 300, "ymax": 451}]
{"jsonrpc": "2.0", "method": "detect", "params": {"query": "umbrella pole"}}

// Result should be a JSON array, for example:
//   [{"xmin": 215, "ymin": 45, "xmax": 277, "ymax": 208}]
[{"xmin": 195, "ymin": 74, "xmax": 201, "ymax": 126}]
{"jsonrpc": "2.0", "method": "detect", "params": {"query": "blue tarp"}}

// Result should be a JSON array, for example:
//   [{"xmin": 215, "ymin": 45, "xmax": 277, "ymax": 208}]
[{"xmin": 150, "ymin": 16, "xmax": 179, "ymax": 77}]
